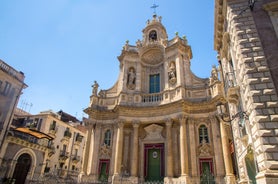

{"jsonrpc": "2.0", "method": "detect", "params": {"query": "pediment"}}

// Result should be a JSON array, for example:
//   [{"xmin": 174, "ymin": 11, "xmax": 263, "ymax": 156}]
[{"xmin": 143, "ymin": 124, "xmax": 164, "ymax": 141}]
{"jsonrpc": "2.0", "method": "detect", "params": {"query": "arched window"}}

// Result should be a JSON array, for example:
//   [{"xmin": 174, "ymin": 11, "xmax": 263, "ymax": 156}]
[
  {"xmin": 199, "ymin": 125, "xmax": 209, "ymax": 144},
  {"xmin": 104, "ymin": 130, "xmax": 111, "ymax": 146},
  {"xmin": 149, "ymin": 30, "xmax": 157, "ymax": 41}
]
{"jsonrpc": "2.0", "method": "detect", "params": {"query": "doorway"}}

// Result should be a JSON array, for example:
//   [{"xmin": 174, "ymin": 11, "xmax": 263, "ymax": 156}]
[
  {"xmin": 12, "ymin": 153, "xmax": 32, "ymax": 184},
  {"xmin": 144, "ymin": 143, "xmax": 164, "ymax": 182}
]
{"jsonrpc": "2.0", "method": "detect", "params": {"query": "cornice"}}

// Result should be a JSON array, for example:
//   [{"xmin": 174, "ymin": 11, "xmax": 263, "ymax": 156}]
[
  {"xmin": 214, "ymin": 0, "xmax": 225, "ymax": 51},
  {"xmin": 85, "ymin": 95, "xmax": 224, "ymax": 121}
]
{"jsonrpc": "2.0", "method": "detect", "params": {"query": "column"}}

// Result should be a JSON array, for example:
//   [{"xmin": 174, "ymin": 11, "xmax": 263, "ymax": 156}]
[
  {"xmin": 85, "ymin": 127, "xmax": 94, "ymax": 175},
  {"xmin": 114, "ymin": 121, "xmax": 124, "ymax": 175},
  {"xmin": 166, "ymin": 120, "xmax": 173, "ymax": 177},
  {"xmin": 179, "ymin": 116, "xmax": 189, "ymax": 176},
  {"xmin": 210, "ymin": 116, "xmax": 225, "ymax": 183},
  {"xmin": 188, "ymin": 118, "xmax": 198, "ymax": 182},
  {"xmin": 220, "ymin": 120, "xmax": 236, "ymax": 183},
  {"xmin": 131, "ymin": 122, "xmax": 139, "ymax": 177}
]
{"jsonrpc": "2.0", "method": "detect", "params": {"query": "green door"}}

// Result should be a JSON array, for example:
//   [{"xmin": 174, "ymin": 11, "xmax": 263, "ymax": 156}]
[
  {"xmin": 99, "ymin": 162, "xmax": 108, "ymax": 181},
  {"xmin": 146, "ymin": 148, "xmax": 162, "ymax": 181}
]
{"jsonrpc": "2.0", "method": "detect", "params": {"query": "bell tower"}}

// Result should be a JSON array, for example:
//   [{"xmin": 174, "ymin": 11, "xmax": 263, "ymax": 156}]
[{"xmin": 118, "ymin": 14, "xmax": 193, "ymax": 101}]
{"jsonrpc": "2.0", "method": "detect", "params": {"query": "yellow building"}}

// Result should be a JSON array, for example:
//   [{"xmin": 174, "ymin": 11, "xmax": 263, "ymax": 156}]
[
  {"xmin": 0, "ymin": 109, "xmax": 87, "ymax": 184},
  {"xmin": 82, "ymin": 15, "xmax": 235, "ymax": 184}
]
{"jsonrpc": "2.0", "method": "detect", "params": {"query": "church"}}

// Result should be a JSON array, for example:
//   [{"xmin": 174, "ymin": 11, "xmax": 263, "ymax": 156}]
[{"xmin": 81, "ymin": 13, "xmax": 234, "ymax": 184}]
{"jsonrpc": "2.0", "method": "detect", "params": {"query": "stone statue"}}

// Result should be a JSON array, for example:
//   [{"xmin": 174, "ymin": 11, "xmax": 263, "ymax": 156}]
[
  {"xmin": 127, "ymin": 68, "xmax": 136, "ymax": 89},
  {"xmin": 92, "ymin": 81, "xmax": 99, "ymax": 96},
  {"xmin": 168, "ymin": 62, "xmax": 177, "ymax": 85},
  {"xmin": 209, "ymin": 66, "xmax": 219, "ymax": 85}
]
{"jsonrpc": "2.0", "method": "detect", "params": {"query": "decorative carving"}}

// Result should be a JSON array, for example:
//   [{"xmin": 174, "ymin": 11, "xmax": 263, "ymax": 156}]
[
  {"xmin": 99, "ymin": 90, "xmax": 106, "ymax": 98},
  {"xmin": 143, "ymin": 124, "xmax": 164, "ymax": 141},
  {"xmin": 127, "ymin": 67, "xmax": 136, "ymax": 90},
  {"xmin": 99, "ymin": 144, "xmax": 111, "ymax": 157},
  {"xmin": 209, "ymin": 65, "xmax": 219, "ymax": 86},
  {"xmin": 198, "ymin": 140, "xmax": 212, "ymax": 157}
]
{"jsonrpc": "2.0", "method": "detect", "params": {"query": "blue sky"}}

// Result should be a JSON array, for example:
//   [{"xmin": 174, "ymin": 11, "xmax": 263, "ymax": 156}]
[{"xmin": 0, "ymin": 0, "xmax": 217, "ymax": 120}]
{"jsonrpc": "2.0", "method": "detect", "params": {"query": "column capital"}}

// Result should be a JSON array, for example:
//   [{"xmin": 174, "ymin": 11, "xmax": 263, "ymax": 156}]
[
  {"xmin": 114, "ymin": 119, "xmax": 125, "ymax": 128},
  {"xmin": 165, "ymin": 119, "xmax": 173, "ymax": 127},
  {"xmin": 178, "ymin": 114, "xmax": 188, "ymax": 120},
  {"xmin": 178, "ymin": 115, "xmax": 188, "ymax": 125},
  {"xmin": 132, "ymin": 120, "xmax": 140, "ymax": 128}
]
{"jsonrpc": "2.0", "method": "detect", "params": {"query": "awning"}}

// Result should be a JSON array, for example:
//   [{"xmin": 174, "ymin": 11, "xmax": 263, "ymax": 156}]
[{"xmin": 14, "ymin": 127, "xmax": 54, "ymax": 140}]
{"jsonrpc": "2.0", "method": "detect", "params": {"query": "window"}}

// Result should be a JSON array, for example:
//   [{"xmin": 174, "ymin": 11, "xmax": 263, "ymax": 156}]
[
  {"xmin": 2, "ymin": 81, "xmax": 11, "ymax": 96},
  {"xmin": 50, "ymin": 121, "xmax": 56, "ymax": 131},
  {"xmin": 62, "ymin": 144, "xmax": 67, "ymax": 155},
  {"xmin": 149, "ymin": 74, "xmax": 160, "ymax": 93},
  {"xmin": 104, "ymin": 130, "xmax": 111, "ymax": 146},
  {"xmin": 74, "ymin": 149, "xmax": 78, "ymax": 157},
  {"xmin": 149, "ymin": 30, "xmax": 157, "ymax": 41},
  {"xmin": 199, "ymin": 125, "xmax": 209, "ymax": 144}
]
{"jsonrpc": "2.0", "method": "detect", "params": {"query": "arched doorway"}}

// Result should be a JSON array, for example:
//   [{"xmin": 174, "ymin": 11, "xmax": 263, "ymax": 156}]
[{"xmin": 12, "ymin": 153, "xmax": 32, "ymax": 184}]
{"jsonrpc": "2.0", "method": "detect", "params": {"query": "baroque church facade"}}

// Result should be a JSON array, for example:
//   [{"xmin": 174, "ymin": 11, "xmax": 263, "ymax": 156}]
[{"xmin": 82, "ymin": 14, "xmax": 234, "ymax": 184}]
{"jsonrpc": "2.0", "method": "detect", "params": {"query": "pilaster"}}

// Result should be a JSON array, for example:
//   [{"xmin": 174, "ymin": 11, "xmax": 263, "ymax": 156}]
[
  {"xmin": 220, "ymin": 120, "xmax": 236, "ymax": 184},
  {"xmin": 113, "ymin": 121, "xmax": 124, "ymax": 176},
  {"xmin": 90, "ymin": 123, "xmax": 102, "ymax": 180},
  {"xmin": 165, "ymin": 120, "xmax": 173, "ymax": 178},
  {"xmin": 131, "ymin": 121, "xmax": 140, "ymax": 177}
]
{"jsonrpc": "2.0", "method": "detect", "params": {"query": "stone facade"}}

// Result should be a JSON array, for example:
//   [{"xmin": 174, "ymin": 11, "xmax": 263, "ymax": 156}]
[
  {"xmin": 82, "ymin": 15, "xmax": 234, "ymax": 184},
  {"xmin": 214, "ymin": 0, "xmax": 278, "ymax": 183}
]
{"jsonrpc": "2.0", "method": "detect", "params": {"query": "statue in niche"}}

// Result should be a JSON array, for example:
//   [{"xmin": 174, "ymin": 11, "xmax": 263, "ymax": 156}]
[
  {"xmin": 92, "ymin": 80, "xmax": 99, "ymax": 96},
  {"xmin": 168, "ymin": 62, "xmax": 177, "ymax": 84},
  {"xmin": 127, "ymin": 67, "xmax": 136, "ymax": 90},
  {"xmin": 209, "ymin": 65, "xmax": 219, "ymax": 85}
]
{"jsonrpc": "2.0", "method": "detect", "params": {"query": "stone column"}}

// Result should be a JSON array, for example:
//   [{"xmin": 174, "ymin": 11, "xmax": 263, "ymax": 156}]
[
  {"xmin": 188, "ymin": 118, "xmax": 198, "ymax": 182},
  {"xmin": 210, "ymin": 116, "xmax": 225, "ymax": 183},
  {"xmin": 166, "ymin": 120, "xmax": 173, "ymax": 178},
  {"xmin": 220, "ymin": 120, "xmax": 236, "ymax": 183},
  {"xmin": 113, "ymin": 121, "xmax": 124, "ymax": 176},
  {"xmin": 131, "ymin": 122, "xmax": 139, "ymax": 177},
  {"xmin": 83, "ymin": 126, "xmax": 93, "ymax": 175},
  {"xmin": 179, "ymin": 116, "xmax": 189, "ymax": 176},
  {"xmin": 179, "ymin": 116, "xmax": 190, "ymax": 183}
]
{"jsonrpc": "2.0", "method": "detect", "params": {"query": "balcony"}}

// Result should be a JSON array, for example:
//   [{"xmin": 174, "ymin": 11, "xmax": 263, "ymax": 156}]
[
  {"xmin": 48, "ymin": 124, "xmax": 57, "ymax": 136},
  {"xmin": 224, "ymin": 72, "xmax": 240, "ymax": 104},
  {"xmin": 47, "ymin": 143, "xmax": 56, "ymax": 157},
  {"xmin": 59, "ymin": 150, "xmax": 69, "ymax": 161},
  {"xmin": 142, "ymin": 93, "xmax": 163, "ymax": 103},
  {"xmin": 72, "ymin": 156, "xmax": 81, "ymax": 164}
]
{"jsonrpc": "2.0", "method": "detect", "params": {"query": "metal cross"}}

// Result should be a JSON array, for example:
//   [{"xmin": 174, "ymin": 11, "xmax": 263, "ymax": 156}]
[{"xmin": 151, "ymin": 3, "xmax": 159, "ymax": 15}]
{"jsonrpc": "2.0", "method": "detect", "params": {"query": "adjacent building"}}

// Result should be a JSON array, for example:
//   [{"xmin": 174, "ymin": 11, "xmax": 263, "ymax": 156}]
[
  {"xmin": 0, "ymin": 109, "xmax": 87, "ymax": 184},
  {"xmin": 0, "ymin": 59, "xmax": 27, "ymax": 164},
  {"xmin": 214, "ymin": 0, "xmax": 278, "ymax": 183}
]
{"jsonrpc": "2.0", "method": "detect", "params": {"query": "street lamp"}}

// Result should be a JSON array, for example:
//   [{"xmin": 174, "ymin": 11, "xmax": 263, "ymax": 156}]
[{"xmin": 216, "ymin": 102, "xmax": 248, "ymax": 122}]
